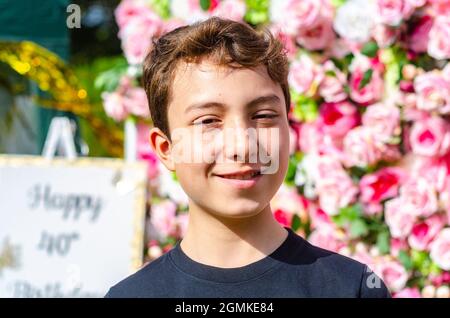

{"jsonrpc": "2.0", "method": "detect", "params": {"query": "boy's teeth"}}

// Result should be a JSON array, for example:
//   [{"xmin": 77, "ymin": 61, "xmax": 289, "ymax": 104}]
[{"xmin": 221, "ymin": 171, "xmax": 258, "ymax": 180}]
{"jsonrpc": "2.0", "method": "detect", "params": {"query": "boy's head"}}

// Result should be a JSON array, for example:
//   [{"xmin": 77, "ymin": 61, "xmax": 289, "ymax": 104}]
[{"xmin": 145, "ymin": 17, "xmax": 291, "ymax": 219}]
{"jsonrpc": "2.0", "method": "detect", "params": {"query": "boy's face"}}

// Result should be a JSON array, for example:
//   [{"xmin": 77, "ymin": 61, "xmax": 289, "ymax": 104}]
[{"xmin": 150, "ymin": 58, "xmax": 290, "ymax": 219}]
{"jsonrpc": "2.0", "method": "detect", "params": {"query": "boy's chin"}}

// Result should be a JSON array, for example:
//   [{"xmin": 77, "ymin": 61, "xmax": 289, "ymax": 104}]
[{"xmin": 210, "ymin": 203, "xmax": 265, "ymax": 220}]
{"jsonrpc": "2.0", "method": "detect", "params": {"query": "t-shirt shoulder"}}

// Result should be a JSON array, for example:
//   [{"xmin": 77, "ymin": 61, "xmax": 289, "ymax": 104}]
[
  {"xmin": 300, "ymin": 239, "xmax": 391, "ymax": 298},
  {"xmin": 104, "ymin": 251, "xmax": 173, "ymax": 298}
]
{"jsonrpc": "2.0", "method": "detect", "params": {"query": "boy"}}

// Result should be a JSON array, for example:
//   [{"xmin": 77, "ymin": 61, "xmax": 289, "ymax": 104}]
[{"xmin": 105, "ymin": 17, "xmax": 390, "ymax": 298}]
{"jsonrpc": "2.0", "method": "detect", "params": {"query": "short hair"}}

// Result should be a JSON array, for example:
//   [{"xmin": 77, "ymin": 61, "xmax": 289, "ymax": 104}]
[{"xmin": 143, "ymin": 17, "xmax": 291, "ymax": 139}]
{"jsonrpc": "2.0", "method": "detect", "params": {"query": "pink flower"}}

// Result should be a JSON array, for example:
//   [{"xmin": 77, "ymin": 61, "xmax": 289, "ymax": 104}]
[
  {"xmin": 376, "ymin": 0, "xmax": 414, "ymax": 26},
  {"xmin": 349, "ymin": 56, "xmax": 384, "ymax": 105},
  {"xmin": 429, "ymin": 0, "xmax": 450, "ymax": 17},
  {"xmin": 408, "ymin": 214, "xmax": 446, "ymax": 251},
  {"xmin": 311, "ymin": 155, "xmax": 359, "ymax": 215},
  {"xmin": 271, "ymin": 185, "xmax": 309, "ymax": 219},
  {"xmin": 296, "ymin": 16, "xmax": 335, "ymax": 51},
  {"xmin": 151, "ymin": 200, "xmax": 177, "ymax": 238},
  {"xmin": 430, "ymin": 228, "xmax": 450, "ymax": 270},
  {"xmin": 269, "ymin": 26, "xmax": 298, "ymax": 61},
  {"xmin": 280, "ymin": 0, "xmax": 322, "ymax": 35},
  {"xmin": 414, "ymin": 70, "xmax": 450, "ymax": 114},
  {"xmin": 390, "ymin": 238, "xmax": 409, "ymax": 258},
  {"xmin": 122, "ymin": 87, "xmax": 150, "ymax": 118},
  {"xmin": 102, "ymin": 91, "xmax": 128, "ymax": 121},
  {"xmin": 408, "ymin": 15, "xmax": 433, "ymax": 53},
  {"xmin": 400, "ymin": 177, "xmax": 439, "ymax": 217},
  {"xmin": 362, "ymin": 103, "xmax": 401, "ymax": 143},
  {"xmin": 409, "ymin": 116, "xmax": 450, "ymax": 157},
  {"xmin": 343, "ymin": 126, "xmax": 383, "ymax": 167},
  {"xmin": 385, "ymin": 197, "xmax": 417, "ymax": 238},
  {"xmin": 298, "ymin": 122, "xmax": 325, "ymax": 154},
  {"xmin": 137, "ymin": 123, "xmax": 160, "ymax": 180},
  {"xmin": 317, "ymin": 101, "xmax": 359, "ymax": 138},
  {"xmin": 372, "ymin": 23, "xmax": 398, "ymax": 48},
  {"xmin": 119, "ymin": 13, "xmax": 162, "ymax": 65},
  {"xmin": 360, "ymin": 167, "xmax": 405, "ymax": 215},
  {"xmin": 308, "ymin": 225, "xmax": 347, "ymax": 253},
  {"xmin": 274, "ymin": 209, "xmax": 293, "ymax": 228},
  {"xmin": 428, "ymin": 15, "xmax": 450, "ymax": 60},
  {"xmin": 212, "ymin": 0, "xmax": 246, "ymax": 22},
  {"xmin": 288, "ymin": 55, "xmax": 324, "ymax": 96},
  {"xmin": 376, "ymin": 259, "xmax": 409, "ymax": 292},
  {"xmin": 394, "ymin": 287, "xmax": 422, "ymax": 298},
  {"xmin": 115, "ymin": 0, "xmax": 154, "ymax": 29},
  {"xmin": 319, "ymin": 61, "xmax": 348, "ymax": 103}
]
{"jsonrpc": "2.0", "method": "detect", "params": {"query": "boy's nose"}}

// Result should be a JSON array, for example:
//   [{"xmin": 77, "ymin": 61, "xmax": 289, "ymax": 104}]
[{"xmin": 222, "ymin": 119, "xmax": 256, "ymax": 163}]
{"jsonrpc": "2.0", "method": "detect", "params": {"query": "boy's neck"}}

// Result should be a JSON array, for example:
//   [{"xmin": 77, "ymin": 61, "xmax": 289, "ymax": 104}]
[{"xmin": 179, "ymin": 203, "xmax": 288, "ymax": 268}]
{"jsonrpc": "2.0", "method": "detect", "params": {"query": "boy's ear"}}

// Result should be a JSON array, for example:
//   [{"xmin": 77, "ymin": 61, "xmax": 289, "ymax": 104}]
[{"xmin": 149, "ymin": 127, "xmax": 175, "ymax": 171}]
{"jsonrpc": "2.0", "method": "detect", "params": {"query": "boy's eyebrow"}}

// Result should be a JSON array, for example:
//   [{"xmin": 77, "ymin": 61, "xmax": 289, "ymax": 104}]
[{"xmin": 184, "ymin": 94, "xmax": 281, "ymax": 114}]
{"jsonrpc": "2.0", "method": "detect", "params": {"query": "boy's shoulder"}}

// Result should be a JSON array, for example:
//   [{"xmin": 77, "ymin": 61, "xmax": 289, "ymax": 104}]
[{"xmin": 104, "ymin": 250, "xmax": 175, "ymax": 298}]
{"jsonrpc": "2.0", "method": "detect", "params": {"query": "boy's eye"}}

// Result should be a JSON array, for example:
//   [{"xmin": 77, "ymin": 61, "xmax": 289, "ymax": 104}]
[
  {"xmin": 253, "ymin": 113, "xmax": 278, "ymax": 120},
  {"xmin": 193, "ymin": 117, "xmax": 220, "ymax": 126}
]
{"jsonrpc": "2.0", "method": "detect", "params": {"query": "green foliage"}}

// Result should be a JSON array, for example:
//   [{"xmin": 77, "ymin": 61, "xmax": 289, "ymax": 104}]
[{"xmin": 244, "ymin": 0, "xmax": 270, "ymax": 25}]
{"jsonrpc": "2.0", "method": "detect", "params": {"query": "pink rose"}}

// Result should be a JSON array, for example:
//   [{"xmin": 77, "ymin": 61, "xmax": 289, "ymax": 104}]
[
  {"xmin": 123, "ymin": 87, "xmax": 150, "ymax": 118},
  {"xmin": 390, "ymin": 238, "xmax": 409, "ymax": 258},
  {"xmin": 271, "ymin": 185, "xmax": 309, "ymax": 221},
  {"xmin": 408, "ymin": 15, "xmax": 433, "ymax": 53},
  {"xmin": 385, "ymin": 197, "xmax": 417, "ymax": 238},
  {"xmin": 372, "ymin": 24, "xmax": 398, "ymax": 48},
  {"xmin": 409, "ymin": 116, "xmax": 450, "ymax": 157},
  {"xmin": 274, "ymin": 209, "xmax": 294, "ymax": 228},
  {"xmin": 394, "ymin": 287, "xmax": 422, "ymax": 298},
  {"xmin": 319, "ymin": 61, "xmax": 348, "ymax": 103},
  {"xmin": 119, "ymin": 13, "xmax": 162, "ymax": 65},
  {"xmin": 429, "ymin": 0, "xmax": 450, "ymax": 17},
  {"xmin": 414, "ymin": 70, "xmax": 450, "ymax": 114},
  {"xmin": 308, "ymin": 225, "xmax": 347, "ymax": 253},
  {"xmin": 318, "ymin": 101, "xmax": 359, "ymax": 138},
  {"xmin": 298, "ymin": 122, "xmax": 325, "ymax": 154},
  {"xmin": 349, "ymin": 56, "xmax": 384, "ymax": 105},
  {"xmin": 115, "ymin": 0, "xmax": 155, "ymax": 29},
  {"xmin": 296, "ymin": 16, "xmax": 335, "ymax": 51},
  {"xmin": 362, "ymin": 103, "xmax": 401, "ymax": 142},
  {"xmin": 430, "ymin": 228, "xmax": 450, "ymax": 270},
  {"xmin": 102, "ymin": 91, "xmax": 128, "ymax": 121},
  {"xmin": 400, "ymin": 177, "xmax": 439, "ymax": 217},
  {"xmin": 312, "ymin": 156, "xmax": 358, "ymax": 215},
  {"xmin": 151, "ymin": 200, "xmax": 177, "ymax": 238},
  {"xmin": 137, "ymin": 123, "xmax": 160, "ymax": 180},
  {"xmin": 408, "ymin": 214, "xmax": 446, "ymax": 251},
  {"xmin": 376, "ymin": 0, "xmax": 414, "ymax": 26},
  {"xmin": 288, "ymin": 55, "xmax": 324, "ymax": 96},
  {"xmin": 269, "ymin": 26, "xmax": 297, "ymax": 61},
  {"xmin": 360, "ymin": 167, "xmax": 405, "ymax": 215},
  {"xmin": 428, "ymin": 15, "xmax": 450, "ymax": 60},
  {"xmin": 281, "ymin": 0, "xmax": 322, "ymax": 35},
  {"xmin": 343, "ymin": 126, "xmax": 383, "ymax": 167},
  {"xmin": 212, "ymin": 0, "xmax": 246, "ymax": 22},
  {"xmin": 376, "ymin": 259, "xmax": 409, "ymax": 292}
]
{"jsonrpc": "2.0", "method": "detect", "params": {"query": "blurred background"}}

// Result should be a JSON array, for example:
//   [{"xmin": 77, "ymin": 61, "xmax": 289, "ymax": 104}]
[{"xmin": 0, "ymin": 0, "xmax": 449, "ymax": 298}]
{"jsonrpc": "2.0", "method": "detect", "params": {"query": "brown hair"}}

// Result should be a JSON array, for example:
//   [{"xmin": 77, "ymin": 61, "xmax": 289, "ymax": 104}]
[{"xmin": 143, "ymin": 16, "xmax": 291, "ymax": 140}]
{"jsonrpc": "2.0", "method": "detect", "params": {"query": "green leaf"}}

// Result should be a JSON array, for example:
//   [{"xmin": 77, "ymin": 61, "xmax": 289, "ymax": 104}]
[
  {"xmin": 94, "ymin": 62, "xmax": 128, "ymax": 92},
  {"xmin": 200, "ymin": 0, "xmax": 211, "ymax": 11},
  {"xmin": 244, "ymin": 0, "xmax": 269, "ymax": 25},
  {"xmin": 350, "ymin": 219, "xmax": 369, "ymax": 238},
  {"xmin": 285, "ymin": 152, "xmax": 303, "ymax": 185},
  {"xmin": 325, "ymin": 70, "xmax": 337, "ymax": 77},
  {"xmin": 358, "ymin": 69, "xmax": 373, "ymax": 90},
  {"xmin": 331, "ymin": 0, "xmax": 347, "ymax": 8},
  {"xmin": 376, "ymin": 231, "xmax": 390, "ymax": 255},
  {"xmin": 291, "ymin": 214, "xmax": 302, "ymax": 232},
  {"xmin": 361, "ymin": 41, "xmax": 379, "ymax": 58},
  {"xmin": 294, "ymin": 95, "xmax": 319, "ymax": 122},
  {"xmin": 399, "ymin": 250, "xmax": 414, "ymax": 271}
]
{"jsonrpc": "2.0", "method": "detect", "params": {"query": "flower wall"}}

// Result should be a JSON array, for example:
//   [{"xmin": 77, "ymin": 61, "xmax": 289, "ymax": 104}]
[{"xmin": 101, "ymin": 0, "xmax": 450, "ymax": 297}]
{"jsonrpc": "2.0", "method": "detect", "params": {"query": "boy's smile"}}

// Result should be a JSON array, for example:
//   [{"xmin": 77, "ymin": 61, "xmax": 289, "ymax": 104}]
[{"xmin": 150, "ymin": 58, "xmax": 290, "ymax": 218}]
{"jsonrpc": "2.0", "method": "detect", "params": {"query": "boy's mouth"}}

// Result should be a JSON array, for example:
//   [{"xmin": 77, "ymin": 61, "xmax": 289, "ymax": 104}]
[{"xmin": 212, "ymin": 169, "xmax": 262, "ymax": 189}]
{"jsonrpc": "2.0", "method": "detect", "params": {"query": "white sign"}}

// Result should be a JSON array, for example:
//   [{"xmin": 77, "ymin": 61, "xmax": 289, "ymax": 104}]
[{"xmin": 0, "ymin": 155, "xmax": 147, "ymax": 298}]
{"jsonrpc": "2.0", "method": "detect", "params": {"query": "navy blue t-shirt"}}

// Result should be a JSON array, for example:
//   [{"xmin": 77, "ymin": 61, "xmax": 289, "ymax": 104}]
[{"xmin": 105, "ymin": 228, "xmax": 391, "ymax": 298}]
